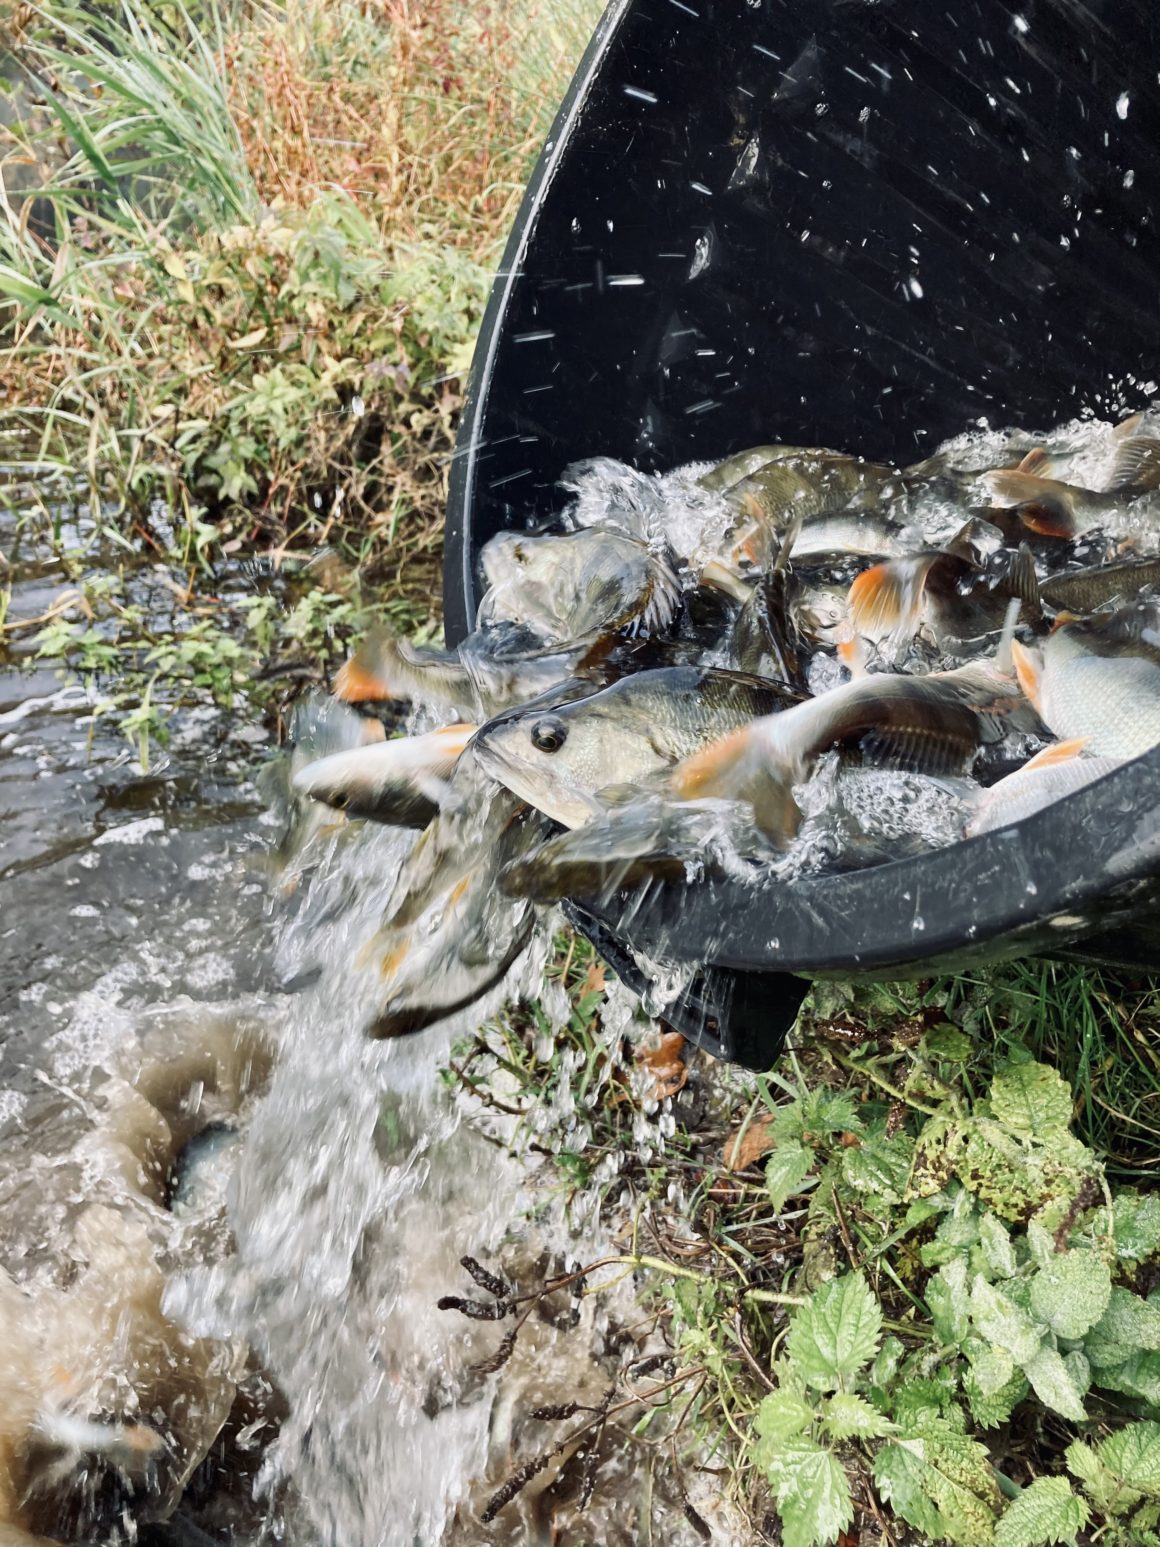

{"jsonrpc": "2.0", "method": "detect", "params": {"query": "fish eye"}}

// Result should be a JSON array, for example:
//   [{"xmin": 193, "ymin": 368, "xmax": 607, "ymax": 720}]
[{"xmin": 530, "ymin": 717, "xmax": 568, "ymax": 753}]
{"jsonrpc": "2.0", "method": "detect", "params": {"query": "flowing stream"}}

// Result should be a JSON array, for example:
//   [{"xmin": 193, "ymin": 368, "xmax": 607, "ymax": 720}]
[{"xmin": 0, "ymin": 490, "xmax": 713, "ymax": 1547}]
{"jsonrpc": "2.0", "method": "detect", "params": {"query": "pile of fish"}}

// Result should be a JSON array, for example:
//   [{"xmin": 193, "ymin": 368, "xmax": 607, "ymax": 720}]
[{"xmin": 285, "ymin": 412, "xmax": 1160, "ymax": 1038}]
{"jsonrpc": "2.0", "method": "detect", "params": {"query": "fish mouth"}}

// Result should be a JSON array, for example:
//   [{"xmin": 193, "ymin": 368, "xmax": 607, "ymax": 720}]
[{"xmin": 472, "ymin": 737, "xmax": 598, "ymax": 829}]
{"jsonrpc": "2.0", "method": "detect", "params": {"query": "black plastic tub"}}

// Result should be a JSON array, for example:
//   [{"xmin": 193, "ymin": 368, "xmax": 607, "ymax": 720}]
[{"xmin": 444, "ymin": 0, "xmax": 1160, "ymax": 1062}]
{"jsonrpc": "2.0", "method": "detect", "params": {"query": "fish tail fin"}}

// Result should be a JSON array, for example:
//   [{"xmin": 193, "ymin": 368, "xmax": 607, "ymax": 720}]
[
  {"xmin": 1016, "ymin": 447, "xmax": 1051, "ymax": 475},
  {"xmin": 429, "ymin": 723, "xmax": 478, "ymax": 774},
  {"xmin": 672, "ymin": 726, "xmax": 800, "ymax": 845},
  {"xmin": 699, "ymin": 557, "xmax": 753, "ymax": 603},
  {"xmin": 672, "ymin": 726, "xmax": 757, "ymax": 801},
  {"xmin": 1020, "ymin": 736, "xmax": 1090, "ymax": 772},
  {"xmin": 334, "ymin": 631, "xmax": 398, "ymax": 703},
  {"xmin": 1107, "ymin": 433, "xmax": 1160, "ymax": 493},
  {"xmin": 837, "ymin": 633, "xmax": 868, "ymax": 677},
  {"xmin": 847, "ymin": 554, "xmax": 941, "ymax": 641},
  {"xmin": 1010, "ymin": 638, "xmax": 1045, "ymax": 709},
  {"xmin": 772, "ymin": 510, "xmax": 803, "ymax": 572}
]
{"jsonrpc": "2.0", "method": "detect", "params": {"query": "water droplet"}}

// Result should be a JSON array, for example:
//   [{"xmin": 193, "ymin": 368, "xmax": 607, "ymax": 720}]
[
  {"xmin": 350, "ymin": 394, "xmax": 365, "ymax": 420},
  {"xmin": 1116, "ymin": 91, "xmax": 1130, "ymax": 120},
  {"xmin": 912, "ymin": 915, "xmax": 925, "ymax": 932}
]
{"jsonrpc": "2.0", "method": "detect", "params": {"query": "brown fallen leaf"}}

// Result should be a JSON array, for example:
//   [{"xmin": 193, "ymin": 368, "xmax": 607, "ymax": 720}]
[
  {"xmin": 722, "ymin": 1113, "xmax": 776, "ymax": 1172},
  {"xmin": 579, "ymin": 959, "xmax": 606, "ymax": 999},
  {"xmin": 635, "ymin": 1030, "xmax": 686, "ymax": 1102}
]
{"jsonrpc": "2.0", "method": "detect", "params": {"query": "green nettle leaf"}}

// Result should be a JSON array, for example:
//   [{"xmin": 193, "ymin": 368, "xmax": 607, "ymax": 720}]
[
  {"xmin": 871, "ymin": 1335, "xmax": 905, "ymax": 1389},
  {"xmin": 787, "ymin": 1274, "xmax": 883, "ymax": 1393},
  {"xmin": 1025, "ymin": 1222, "xmax": 1057, "ymax": 1270},
  {"xmin": 1029, "ymin": 1251, "xmax": 1112, "ymax": 1340},
  {"xmin": 1097, "ymin": 1422, "xmax": 1160, "ymax": 1497},
  {"xmin": 763, "ymin": 1440, "xmax": 853, "ymax": 1547},
  {"xmin": 820, "ymin": 1392, "xmax": 893, "ymax": 1440},
  {"xmin": 970, "ymin": 1277, "xmax": 1044, "ymax": 1365},
  {"xmin": 922, "ymin": 1024, "xmax": 974, "ymax": 1062},
  {"xmin": 930, "ymin": 1257, "xmax": 971, "ymax": 1347},
  {"xmin": 890, "ymin": 1375, "xmax": 961, "ymax": 1429},
  {"xmin": 1092, "ymin": 1347, "xmax": 1160, "ymax": 1405},
  {"xmin": 754, "ymin": 1389, "xmax": 816, "ymax": 1444},
  {"xmin": 840, "ymin": 1131, "xmax": 914, "ymax": 1206},
  {"xmin": 1022, "ymin": 1346, "xmax": 1087, "ymax": 1422},
  {"xmin": 980, "ymin": 1213, "xmax": 1018, "ymax": 1279},
  {"xmin": 767, "ymin": 1143, "xmax": 816, "ymax": 1213},
  {"xmin": 874, "ymin": 1423, "xmax": 1001, "ymax": 1546},
  {"xmin": 994, "ymin": 1476, "xmax": 1089, "ymax": 1547},
  {"xmin": 963, "ymin": 1366, "xmax": 1028, "ymax": 1430},
  {"xmin": 990, "ymin": 1060, "xmax": 1073, "ymax": 1135},
  {"xmin": 1087, "ymin": 1287, "xmax": 1160, "ymax": 1366},
  {"xmin": 965, "ymin": 1337, "xmax": 1016, "ymax": 1397},
  {"xmin": 1111, "ymin": 1192, "xmax": 1160, "ymax": 1262}
]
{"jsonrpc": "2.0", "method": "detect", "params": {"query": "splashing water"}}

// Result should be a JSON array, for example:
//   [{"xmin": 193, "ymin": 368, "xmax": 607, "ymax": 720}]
[{"xmin": 168, "ymin": 815, "xmax": 560, "ymax": 1545}]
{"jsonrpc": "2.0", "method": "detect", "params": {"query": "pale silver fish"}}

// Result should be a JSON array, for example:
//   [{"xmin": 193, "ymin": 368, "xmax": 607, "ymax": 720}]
[
  {"xmin": 966, "ymin": 740, "xmax": 1124, "ymax": 836},
  {"xmin": 291, "ymin": 724, "xmax": 476, "ymax": 827},
  {"xmin": 363, "ymin": 751, "xmax": 544, "ymax": 1038},
  {"xmin": 476, "ymin": 526, "xmax": 680, "ymax": 645},
  {"xmin": 1011, "ymin": 601, "xmax": 1160, "ymax": 758}
]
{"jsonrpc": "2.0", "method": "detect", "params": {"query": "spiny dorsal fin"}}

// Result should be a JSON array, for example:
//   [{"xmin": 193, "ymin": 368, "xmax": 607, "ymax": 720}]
[
  {"xmin": 1106, "ymin": 433, "xmax": 1160, "ymax": 494},
  {"xmin": 1004, "ymin": 543, "xmax": 1042, "ymax": 619}
]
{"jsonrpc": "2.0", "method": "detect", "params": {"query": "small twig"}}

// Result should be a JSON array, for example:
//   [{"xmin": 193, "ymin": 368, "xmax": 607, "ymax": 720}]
[
  {"xmin": 829, "ymin": 1049, "xmax": 943, "ymax": 1118},
  {"xmin": 731, "ymin": 1311, "xmax": 776, "ymax": 1392},
  {"xmin": 0, "ymin": 588, "xmax": 85, "ymax": 633},
  {"xmin": 832, "ymin": 1189, "xmax": 861, "ymax": 1272}
]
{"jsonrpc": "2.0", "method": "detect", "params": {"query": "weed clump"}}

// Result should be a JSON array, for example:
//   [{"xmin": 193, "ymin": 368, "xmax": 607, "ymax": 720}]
[{"xmin": 446, "ymin": 949, "xmax": 1160, "ymax": 1546}]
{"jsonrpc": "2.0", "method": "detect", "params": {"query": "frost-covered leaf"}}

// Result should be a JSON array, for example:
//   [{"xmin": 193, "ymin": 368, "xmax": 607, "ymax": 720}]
[
  {"xmin": 754, "ymin": 1389, "xmax": 815, "ymax": 1444},
  {"xmin": 1023, "ymin": 1346, "xmax": 1087, "ymax": 1422},
  {"xmin": 965, "ymin": 1337, "xmax": 1016, "ymax": 1397},
  {"xmin": 929, "ymin": 1257, "xmax": 971, "ymax": 1346},
  {"xmin": 1026, "ymin": 1222, "xmax": 1056, "ymax": 1270},
  {"xmin": 1087, "ymin": 1287, "xmax": 1160, "ymax": 1366},
  {"xmin": 872, "ymin": 1442, "xmax": 946, "ymax": 1542},
  {"xmin": 874, "ymin": 1422, "xmax": 1001, "ymax": 1546},
  {"xmin": 841, "ymin": 1131, "xmax": 914, "ymax": 1206},
  {"xmin": 994, "ymin": 1476, "xmax": 1089, "ymax": 1547},
  {"xmin": 787, "ymin": 1274, "xmax": 883, "ymax": 1393},
  {"xmin": 871, "ymin": 1335, "xmax": 905, "ymax": 1389},
  {"xmin": 1065, "ymin": 1440, "xmax": 1124, "ymax": 1515},
  {"xmin": 1062, "ymin": 1350, "xmax": 1089, "ymax": 1401},
  {"xmin": 820, "ymin": 1392, "xmax": 892, "ymax": 1440},
  {"xmin": 990, "ymin": 1061, "xmax": 1073, "ymax": 1136},
  {"xmin": 764, "ymin": 1440, "xmax": 853, "ymax": 1547},
  {"xmin": 970, "ymin": 1277, "xmax": 1043, "ymax": 1365},
  {"xmin": 1111, "ymin": 1191, "xmax": 1160, "ymax": 1262},
  {"xmin": 1029, "ymin": 1250, "xmax": 1112, "ymax": 1340},
  {"xmin": 980, "ymin": 1213, "xmax": 1018, "ymax": 1279},
  {"xmin": 767, "ymin": 1143, "xmax": 816, "ymax": 1213},
  {"xmin": 1098, "ymin": 1421, "xmax": 1160, "ymax": 1497}
]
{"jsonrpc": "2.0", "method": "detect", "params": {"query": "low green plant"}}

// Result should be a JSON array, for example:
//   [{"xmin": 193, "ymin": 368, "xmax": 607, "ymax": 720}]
[{"xmin": 449, "ymin": 961, "xmax": 1160, "ymax": 1546}]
